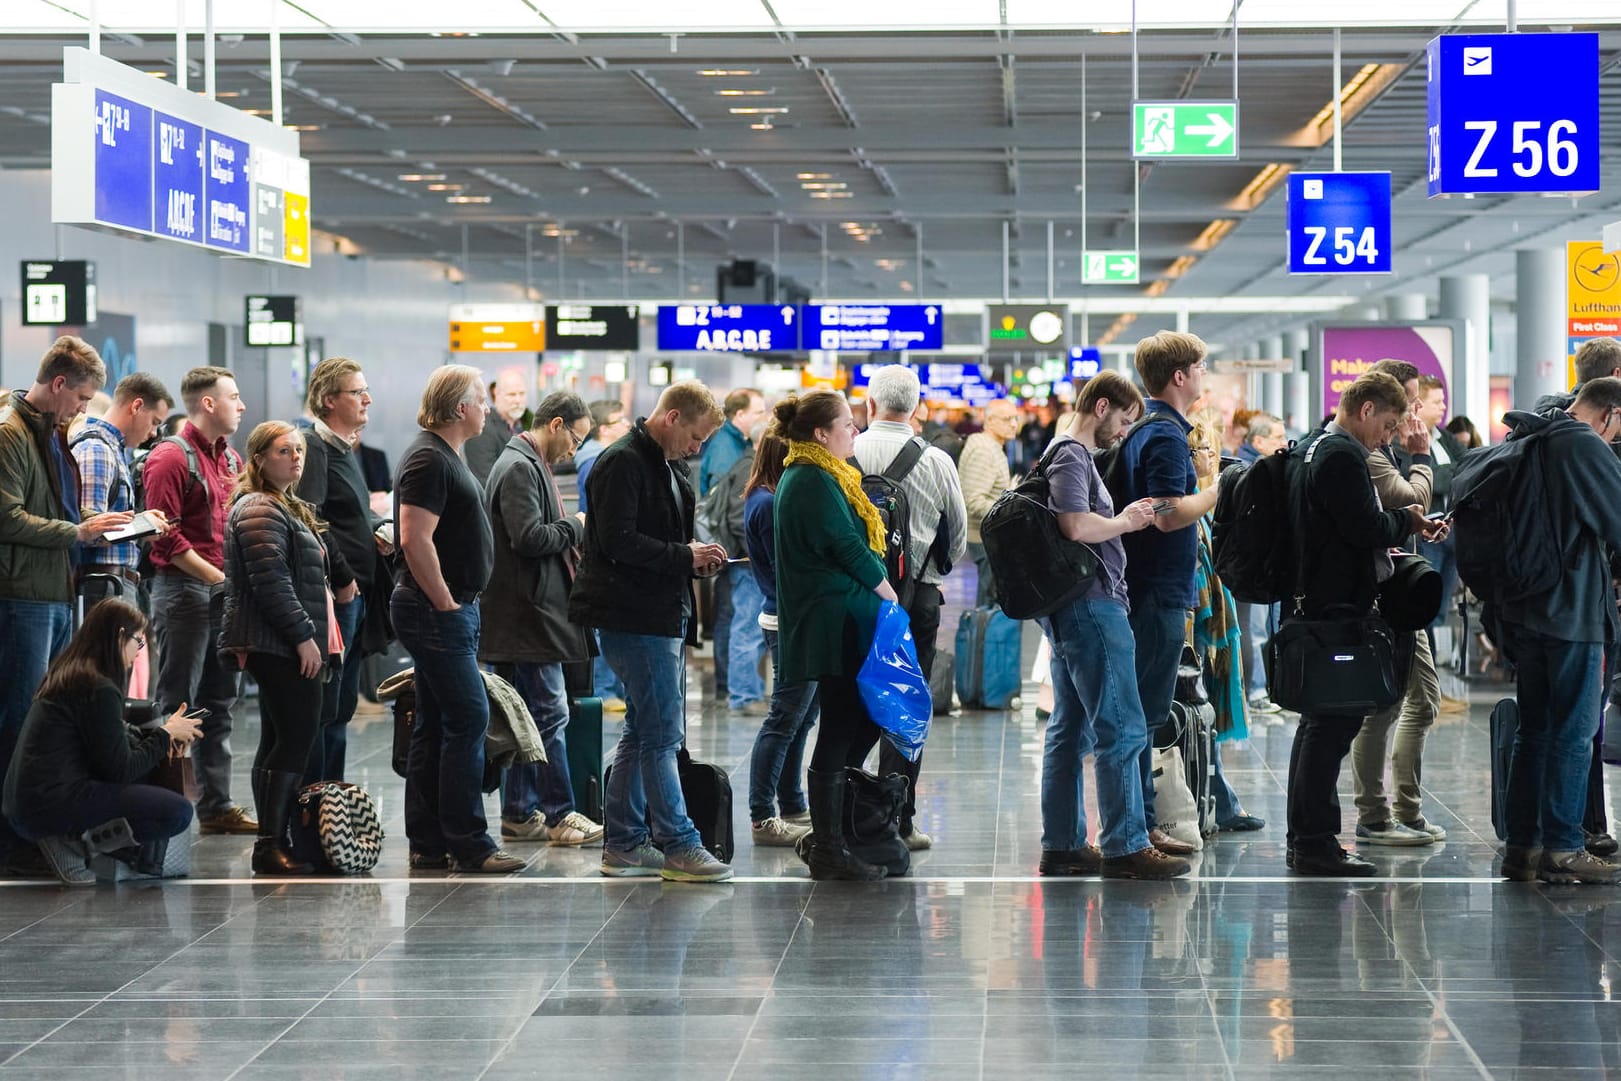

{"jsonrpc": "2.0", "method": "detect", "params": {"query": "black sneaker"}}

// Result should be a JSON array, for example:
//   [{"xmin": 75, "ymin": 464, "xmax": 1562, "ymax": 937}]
[
  {"xmin": 1290, "ymin": 846, "xmax": 1377, "ymax": 877},
  {"xmin": 1584, "ymin": 831, "xmax": 1619, "ymax": 857},
  {"xmin": 1039, "ymin": 846, "xmax": 1102, "ymax": 876},
  {"xmin": 409, "ymin": 851, "xmax": 451, "ymax": 870}
]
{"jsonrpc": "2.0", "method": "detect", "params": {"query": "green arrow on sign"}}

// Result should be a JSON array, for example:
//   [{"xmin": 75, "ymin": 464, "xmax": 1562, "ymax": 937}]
[
  {"xmin": 1132, "ymin": 101, "xmax": 1240, "ymax": 158},
  {"xmin": 1083, "ymin": 249, "xmax": 1139, "ymax": 285}
]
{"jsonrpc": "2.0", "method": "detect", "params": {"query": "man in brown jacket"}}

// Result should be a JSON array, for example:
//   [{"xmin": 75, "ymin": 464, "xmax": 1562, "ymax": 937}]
[{"xmin": 1350, "ymin": 359, "xmax": 1446, "ymax": 848}]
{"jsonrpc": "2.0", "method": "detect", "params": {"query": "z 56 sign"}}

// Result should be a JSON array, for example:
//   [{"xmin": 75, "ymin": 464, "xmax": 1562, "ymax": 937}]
[{"xmin": 1426, "ymin": 32, "xmax": 1599, "ymax": 196}]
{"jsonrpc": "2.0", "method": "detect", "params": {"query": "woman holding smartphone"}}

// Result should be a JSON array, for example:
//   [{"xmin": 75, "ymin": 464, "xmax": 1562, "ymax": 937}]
[
  {"xmin": 1, "ymin": 599, "xmax": 201, "ymax": 885},
  {"xmin": 221, "ymin": 421, "xmax": 334, "ymax": 875}
]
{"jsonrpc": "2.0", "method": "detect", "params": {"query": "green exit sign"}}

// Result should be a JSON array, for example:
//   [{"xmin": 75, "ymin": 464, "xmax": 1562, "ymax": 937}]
[
  {"xmin": 1083, "ymin": 250, "xmax": 1139, "ymax": 285},
  {"xmin": 1132, "ymin": 100, "xmax": 1239, "ymax": 158}
]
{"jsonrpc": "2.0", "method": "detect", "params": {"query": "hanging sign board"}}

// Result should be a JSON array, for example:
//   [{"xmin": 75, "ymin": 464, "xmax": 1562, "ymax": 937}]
[
  {"xmin": 656, "ymin": 305, "xmax": 798, "ymax": 352},
  {"xmin": 1132, "ymin": 101, "xmax": 1238, "ymax": 158},
  {"xmin": 51, "ymin": 47, "xmax": 311, "ymax": 267},
  {"xmin": 1082, "ymin": 250, "xmax": 1139, "ymax": 285},
  {"xmin": 1426, "ymin": 32, "xmax": 1600, "ymax": 196},
  {"xmin": 1287, "ymin": 172, "xmax": 1392, "ymax": 275}
]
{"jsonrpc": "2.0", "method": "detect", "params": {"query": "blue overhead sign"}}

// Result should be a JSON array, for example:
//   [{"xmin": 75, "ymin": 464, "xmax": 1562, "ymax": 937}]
[
  {"xmin": 656, "ymin": 304, "xmax": 798, "ymax": 352},
  {"xmin": 803, "ymin": 304, "xmax": 943, "ymax": 351},
  {"xmin": 93, "ymin": 90, "xmax": 151, "ymax": 232},
  {"xmin": 1287, "ymin": 172, "xmax": 1392, "ymax": 275},
  {"xmin": 1426, "ymin": 32, "xmax": 1599, "ymax": 196},
  {"xmin": 1069, "ymin": 346, "xmax": 1101, "ymax": 379},
  {"xmin": 153, "ymin": 111, "xmax": 203, "ymax": 243}
]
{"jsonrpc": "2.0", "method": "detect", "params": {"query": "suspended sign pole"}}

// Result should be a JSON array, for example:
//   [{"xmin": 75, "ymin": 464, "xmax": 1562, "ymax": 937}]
[{"xmin": 1333, "ymin": 29, "xmax": 1343, "ymax": 173}]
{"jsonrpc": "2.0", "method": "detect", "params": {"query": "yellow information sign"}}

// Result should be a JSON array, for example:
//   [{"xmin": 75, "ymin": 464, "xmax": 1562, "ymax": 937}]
[
  {"xmin": 284, "ymin": 192, "xmax": 310, "ymax": 267},
  {"xmin": 1567, "ymin": 240, "xmax": 1621, "ymax": 385}
]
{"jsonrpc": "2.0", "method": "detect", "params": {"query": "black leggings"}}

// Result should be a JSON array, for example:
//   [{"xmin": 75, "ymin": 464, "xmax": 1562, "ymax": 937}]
[
  {"xmin": 810, "ymin": 675, "xmax": 881, "ymax": 772},
  {"xmin": 247, "ymin": 652, "xmax": 323, "ymax": 773}
]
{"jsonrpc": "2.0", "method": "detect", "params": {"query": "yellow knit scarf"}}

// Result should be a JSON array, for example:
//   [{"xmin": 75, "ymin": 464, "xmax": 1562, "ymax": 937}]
[{"xmin": 785, "ymin": 440, "xmax": 887, "ymax": 556}]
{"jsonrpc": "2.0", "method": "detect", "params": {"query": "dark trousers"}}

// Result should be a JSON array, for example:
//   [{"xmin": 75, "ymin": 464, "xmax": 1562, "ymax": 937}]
[
  {"xmin": 877, "ymin": 582, "xmax": 942, "ymax": 830},
  {"xmin": 710, "ymin": 570, "xmax": 734, "ymax": 698},
  {"xmin": 810, "ymin": 675, "xmax": 881, "ymax": 773},
  {"xmin": 15, "ymin": 781, "xmax": 193, "ymax": 845},
  {"xmin": 246, "ymin": 652, "xmax": 324, "ymax": 775},
  {"xmin": 1287, "ymin": 713, "xmax": 1365, "ymax": 852},
  {"xmin": 151, "ymin": 573, "xmax": 242, "ymax": 816}
]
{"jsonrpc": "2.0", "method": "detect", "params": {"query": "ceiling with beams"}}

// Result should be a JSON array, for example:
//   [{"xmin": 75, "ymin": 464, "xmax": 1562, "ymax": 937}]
[{"xmin": 2, "ymin": 2, "xmax": 1621, "ymax": 347}]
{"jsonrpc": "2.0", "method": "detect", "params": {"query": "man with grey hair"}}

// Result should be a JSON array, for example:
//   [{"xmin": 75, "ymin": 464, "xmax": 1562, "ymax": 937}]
[
  {"xmin": 465, "ymin": 366, "xmax": 534, "ymax": 486},
  {"xmin": 853, "ymin": 364, "xmax": 968, "ymax": 851}
]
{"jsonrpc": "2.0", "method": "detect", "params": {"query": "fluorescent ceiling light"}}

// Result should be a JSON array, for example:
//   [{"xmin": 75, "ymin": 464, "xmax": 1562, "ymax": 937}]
[
  {"xmin": 446, "ymin": 194, "xmax": 492, "ymax": 204},
  {"xmin": 1300, "ymin": 64, "xmax": 1405, "ymax": 147},
  {"xmin": 398, "ymin": 173, "xmax": 447, "ymax": 182},
  {"xmin": 1232, "ymin": 163, "xmax": 1292, "ymax": 211},
  {"xmin": 1143, "ymin": 279, "xmax": 1172, "ymax": 297},
  {"xmin": 1191, "ymin": 218, "xmax": 1236, "ymax": 252},
  {"xmin": 699, "ymin": 69, "xmax": 760, "ymax": 77},
  {"xmin": 797, "ymin": 173, "xmax": 833, "ymax": 180},
  {"xmin": 729, "ymin": 107, "xmax": 789, "ymax": 115},
  {"xmin": 1164, "ymin": 255, "xmax": 1197, "ymax": 279},
  {"xmin": 716, "ymin": 89, "xmax": 774, "ymax": 96},
  {"xmin": 427, "ymin": 183, "xmax": 465, "ymax": 191}
]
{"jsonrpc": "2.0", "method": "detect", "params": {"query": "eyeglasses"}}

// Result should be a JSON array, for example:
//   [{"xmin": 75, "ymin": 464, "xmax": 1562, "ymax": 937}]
[
  {"xmin": 131, "ymin": 635, "xmax": 147, "ymax": 651},
  {"xmin": 566, "ymin": 426, "xmax": 586, "ymax": 450},
  {"xmin": 340, "ymin": 387, "xmax": 371, "ymax": 398}
]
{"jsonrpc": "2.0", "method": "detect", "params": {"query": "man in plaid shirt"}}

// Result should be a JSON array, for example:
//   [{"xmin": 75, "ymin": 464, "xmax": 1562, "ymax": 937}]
[{"xmin": 71, "ymin": 373, "xmax": 172, "ymax": 596}]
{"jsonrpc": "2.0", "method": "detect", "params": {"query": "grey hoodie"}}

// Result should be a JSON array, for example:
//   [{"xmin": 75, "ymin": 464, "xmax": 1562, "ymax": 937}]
[{"xmin": 1493, "ymin": 408, "xmax": 1621, "ymax": 644}]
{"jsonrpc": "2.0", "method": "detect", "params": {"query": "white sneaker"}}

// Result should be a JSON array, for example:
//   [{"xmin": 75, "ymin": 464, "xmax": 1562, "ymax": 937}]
[
  {"xmin": 902, "ymin": 827, "xmax": 933, "ymax": 851},
  {"xmin": 1355, "ymin": 821, "xmax": 1435, "ymax": 846},
  {"xmin": 500, "ymin": 811, "xmax": 549, "ymax": 842},
  {"xmin": 752, "ymin": 817, "xmax": 810, "ymax": 847},
  {"xmin": 547, "ymin": 812, "xmax": 605, "ymax": 847},
  {"xmin": 1400, "ymin": 817, "xmax": 1448, "ymax": 842}
]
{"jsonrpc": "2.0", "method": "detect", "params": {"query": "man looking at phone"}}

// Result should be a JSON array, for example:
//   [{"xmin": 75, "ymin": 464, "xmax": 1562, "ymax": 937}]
[
  {"xmin": 1347, "ymin": 359, "xmax": 1445, "ymax": 848},
  {"xmin": 1112, "ymin": 331, "xmax": 1222, "ymax": 857},
  {"xmin": 72, "ymin": 372, "xmax": 174, "ymax": 605}
]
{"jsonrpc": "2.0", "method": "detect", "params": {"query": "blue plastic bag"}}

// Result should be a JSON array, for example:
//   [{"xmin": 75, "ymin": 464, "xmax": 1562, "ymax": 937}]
[{"xmin": 857, "ymin": 600, "xmax": 932, "ymax": 762}]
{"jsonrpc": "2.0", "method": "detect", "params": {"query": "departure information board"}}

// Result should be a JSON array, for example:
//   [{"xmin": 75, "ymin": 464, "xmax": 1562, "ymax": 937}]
[
  {"xmin": 656, "ymin": 305, "xmax": 798, "ymax": 352},
  {"xmin": 802, "ymin": 304, "xmax": 943, "ymax": 351},
  {"xmin": 52, "ymin": 48, "xmax": 310, "ymax": 267}
]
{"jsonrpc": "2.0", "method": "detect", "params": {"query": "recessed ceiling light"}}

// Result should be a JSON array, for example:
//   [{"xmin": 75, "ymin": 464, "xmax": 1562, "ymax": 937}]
[
  {"xmin": 398, "ymin": 173, "xmax": 447, "ymax": 182},
  {"xmin": 446, "ymin": 195, "xmax": 492, "ymax": 204},
  {"xmin": 796, "ymin": 172, "xmax": 832, "ymax": 180},
  {"xmin": 717, "ymin": 89, "xmax": 774, "ymax": 96},
  {"xmin": 699, "ymin": 68, "xmax": 757, "ymax": 76},
  {"xmin": 427, "ymin": 183, "xmax": 464, "ymax": 191},
  {"xmin": 729, "ymin": 107, "xmax": 789, "ymax": 115}
]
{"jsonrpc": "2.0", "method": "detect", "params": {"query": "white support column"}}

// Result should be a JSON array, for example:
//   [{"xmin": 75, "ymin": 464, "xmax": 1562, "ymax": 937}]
[
  {"xmin": 1382, "ymin": 294, "xmax": 1428, "ymax": 321},
  {"xmin": 1261, "ymin": 334, "xmax": 1285, "ymax": 415},
  {"xmin": 1515, "ymin": 250, "xmax": 1567, "ymax": 412},
  {"xmin": 1282, "ymin": 328, "xmax": 1311, "ymax": 433},
  {"xmin": 1438, "ymin": 273, "xmax": 1493, "ymax": 442}
]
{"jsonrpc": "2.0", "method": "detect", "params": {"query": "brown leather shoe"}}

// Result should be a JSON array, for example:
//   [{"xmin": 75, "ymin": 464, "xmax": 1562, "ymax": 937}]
[
  {"xmin": 1102, "ymin": 847, "xmax": 1192, "ymax": 880},
  {"xmin": 198, "ymin": 805, "xmax": 259, "ymax": 835},
  {"xmin": 1039, "ymin": 845, "xmax": 1103, "ymax": 876},
  {"xmin": 1149, "ymin": 827, "xmax": 1196, "ymax": 857}
]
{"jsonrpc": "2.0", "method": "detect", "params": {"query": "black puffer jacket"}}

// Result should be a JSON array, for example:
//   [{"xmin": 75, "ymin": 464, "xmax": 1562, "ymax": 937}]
[{"xmin": 220, "ymin": 492, "xmax": 331, "ymax": 659}]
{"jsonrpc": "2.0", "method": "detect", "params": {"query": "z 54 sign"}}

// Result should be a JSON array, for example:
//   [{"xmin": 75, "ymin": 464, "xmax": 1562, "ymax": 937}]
[
  {"xmin": 1426, "ymin": 33, "xmax": 1599, "ymax": 196},
  {"xmin": 1287, "ymin": 172, "xmax": 1391, "ymax": 275}
]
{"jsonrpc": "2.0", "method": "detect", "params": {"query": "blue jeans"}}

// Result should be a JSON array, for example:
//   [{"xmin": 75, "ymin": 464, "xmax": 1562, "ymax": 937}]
[
  {"xmin": 1238, "ymin": 603, "xmax": 1273, "ymax": 696},
  {"xmin": 307, "ymin": 594, "xmax": 366, "ymax": 783},
  {"xmin": 1419, "ymin": 535, "xmax": 1457, "ymax": 632},
  {"xmin": 391, "ymin": 587, "xmax": 497, "ymax": 865},
  {"xmin": 499, "ymin": 662, "xmax": 575, "ymax": 825},
  {"xmin": 1129, "ymin": 602, "xmax": 1188, "ymax": 831},
  {"xmin": 0, "ymin": 599, "xmax": 72, "ymax": 860},
  {"xmin": 1038, "ymin": 596, "xmax": 1152, "ymax": 859},
  {"xmin": 1505, "ymin": 627, "xmax": 1604, "ymax": 853},
  {"xmin": 591, "ymin": 630, "xmax": 624, "ymax": 701},
  {"xmin": 599, "ymin": 625, "xmax": 702, "ymax": 853},
  {"xmin": 748, "ymin": 629, "xmax": 818, "ymax": 822},
  {"xmin": 727, "ymin": 567, "xmax": 767, "ymax": 708}
]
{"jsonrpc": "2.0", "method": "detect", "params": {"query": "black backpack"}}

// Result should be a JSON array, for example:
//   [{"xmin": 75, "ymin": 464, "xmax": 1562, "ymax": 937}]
[
  {"xmin": 1209, "ymin": 446, "xmax": 1296, "ymax": 604},
  {"xmin": 1095, "ymin": 412, "xmax": 1179, "ymax": 511},
  {"xmin": 1451, "ymin": 428, "xmax": 1561, "ymax": 607},
  {"xmin": 855, "ymin": 437, "xmax": 927, "ymax": 606},
  {"xmin": 979, "ymin": 439, "xmax": 1100, "ymax": 620}
]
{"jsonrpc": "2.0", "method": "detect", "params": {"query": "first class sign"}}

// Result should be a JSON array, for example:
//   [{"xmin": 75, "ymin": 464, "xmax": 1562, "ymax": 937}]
[{"xmin": 51, "ymin": 48, "xmax": 310, "ymax": 267}]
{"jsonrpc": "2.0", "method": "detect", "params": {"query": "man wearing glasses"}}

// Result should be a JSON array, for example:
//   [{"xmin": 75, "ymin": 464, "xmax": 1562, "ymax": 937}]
[
  {"xmin": 1492, "ymin": 377, "xmax": 1621, "ymax": 885},
  {"xmin": 296, "ymin": 357, "xmax": 387, "ymax": 783},
  {"xmin": 1111, "ymin": 331, "xmax": 1223, "ymax": 859},
  {"xmin": 479, "ymin": 391, "xmax": 605, "ymax": 849}
]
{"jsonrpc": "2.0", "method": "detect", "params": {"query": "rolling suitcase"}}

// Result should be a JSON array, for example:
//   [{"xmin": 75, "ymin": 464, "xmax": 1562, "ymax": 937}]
[
  {"xmin": 1491, "ymin": 698, "xmax": 1518, "ymax": 841},
  {"xmin": 75, "ymin": 572, "xmax": 125, "ymax": 629},
  {"xmin": 567, "ymin": 695, "xmax": 604, "ymax": 822},
  {"xmin": 930, "ymin": 649, "xmax": 956, "ymax": 716},
  {"xmin": 954, "ymin": 606, "xmax": 1022, "ymax": 710}
]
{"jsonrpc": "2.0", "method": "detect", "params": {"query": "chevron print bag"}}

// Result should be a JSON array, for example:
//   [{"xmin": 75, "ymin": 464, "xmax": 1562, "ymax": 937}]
[{"xmin": 292, "ymin": 782, "xmax": 385, "ymax": 874}]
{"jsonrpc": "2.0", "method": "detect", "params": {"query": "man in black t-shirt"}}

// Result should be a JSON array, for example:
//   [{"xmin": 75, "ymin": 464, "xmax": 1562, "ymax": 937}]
[{"xmin": 391, "ymin": 364, "xmax": 519, "ymax": 875}]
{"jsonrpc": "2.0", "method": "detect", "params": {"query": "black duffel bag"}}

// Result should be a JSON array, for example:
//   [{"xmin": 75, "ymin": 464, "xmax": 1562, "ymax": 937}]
[
  {"xmin": 796, "ymin": 768, "xmax": 911, "ymax": 878},
  {"xmin": 1267, "ymin": 607, "xmax": 1403, "ymax": 715}
]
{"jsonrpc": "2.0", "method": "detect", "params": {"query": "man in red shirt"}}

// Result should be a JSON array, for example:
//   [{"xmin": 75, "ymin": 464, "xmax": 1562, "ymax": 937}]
[{"xmin": 145, "ymin": 366, "xmax": 253, "ymax": 834}]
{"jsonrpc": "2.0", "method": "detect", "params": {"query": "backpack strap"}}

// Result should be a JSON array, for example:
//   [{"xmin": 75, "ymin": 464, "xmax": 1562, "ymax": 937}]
[{"xmin": 882, "ymin": 436, "xmax": 928, "ymax": 485}]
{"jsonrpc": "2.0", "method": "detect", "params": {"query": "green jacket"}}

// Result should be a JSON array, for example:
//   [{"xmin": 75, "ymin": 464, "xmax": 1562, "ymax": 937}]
[
  {"xmin": 774, "ymin": 462, "xmax": 887, "ymax": 682},
  {"xmin": 0, "ymin": 392, "xmax": 79, "ymax": 603}
]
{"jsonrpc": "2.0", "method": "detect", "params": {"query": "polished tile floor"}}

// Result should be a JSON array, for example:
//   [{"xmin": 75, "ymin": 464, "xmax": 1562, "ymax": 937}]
[{"xmin": 3, "ymin": 601, "xmax": 1619, "ymax": 1079}]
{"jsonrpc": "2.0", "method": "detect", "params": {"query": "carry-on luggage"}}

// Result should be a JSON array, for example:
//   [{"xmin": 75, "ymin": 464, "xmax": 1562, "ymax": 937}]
[
  {"xmin": 1154, "ymin": 648, "xmax": 1217, "ymax": 840},
  {"xmin": 567, "ymin": 695, "xmax": 604, "ymax": 822},
  {"xmin": 604, "ymin": 746, "xmax": 735, "ymax": 863},
  {"xmin": 289, "ymin": 781, "xmax": 385, "ymax": 874},
  {"xmin": 954, "ymin": 606, "xmax": 1022, "ymax": 710},
  {"xmin": 1490, "ymin": 698, "xmax": 1518, "ymax": 842},
  {"xmin": 794, "ymin": 768, "xmax": 911, "ymax": 878}
]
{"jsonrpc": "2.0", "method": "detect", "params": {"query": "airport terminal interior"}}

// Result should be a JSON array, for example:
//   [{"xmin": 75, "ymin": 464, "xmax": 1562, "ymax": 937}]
[{"xmin": 3, "ymin": 2, "xmax": 1621, "ymax": 1078}]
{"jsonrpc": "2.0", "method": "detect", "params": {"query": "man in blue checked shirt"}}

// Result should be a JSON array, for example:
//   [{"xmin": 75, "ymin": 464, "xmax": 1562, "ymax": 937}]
[{"xmin": 71, "ymin": 372, "xmax": 173, "ymax": 600}]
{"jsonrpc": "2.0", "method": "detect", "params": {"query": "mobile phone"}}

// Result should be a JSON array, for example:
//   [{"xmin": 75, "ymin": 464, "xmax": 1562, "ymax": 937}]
[
  {"xmin": 1425, "ymin": 511, "xmax": 1453, "ymax": 523},
  {"xmin": 184, "ymin": 708, "xmax": 209, "ymax": 720},
  {"xmin": 1151, "ymin": 499, "xmax": 1175, "ymax": 516},
  {"xmin": 725, "ymin": 557, "xmax": 750, "ymax": 566}
]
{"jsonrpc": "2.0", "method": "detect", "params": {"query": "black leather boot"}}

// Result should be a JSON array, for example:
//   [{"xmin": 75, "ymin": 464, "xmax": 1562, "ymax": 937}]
[
  {"xmin": 805, "ymin": 768, "xmax": 885, "ymax": 882},
  {"xmin": 251, "ymin": 771, "xmax": 315, "ymax": 875}
]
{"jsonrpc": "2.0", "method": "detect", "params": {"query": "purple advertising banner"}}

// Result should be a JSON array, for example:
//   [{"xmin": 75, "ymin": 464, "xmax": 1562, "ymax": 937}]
[{"xmin": 1320, "ymin": 324, "xmax": 1455, "ymax": 418}]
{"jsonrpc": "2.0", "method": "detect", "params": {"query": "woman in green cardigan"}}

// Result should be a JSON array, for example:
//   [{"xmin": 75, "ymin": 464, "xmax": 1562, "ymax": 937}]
[{"xmin": 772, "ymin": 390, "xmax": 900, "ymax": 881}]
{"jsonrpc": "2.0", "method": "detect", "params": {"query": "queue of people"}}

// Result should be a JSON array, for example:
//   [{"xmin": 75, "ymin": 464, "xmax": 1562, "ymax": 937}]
[{"xmin": 4, "ymin": 328, "xmax": 1619, "ymax": 889}]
